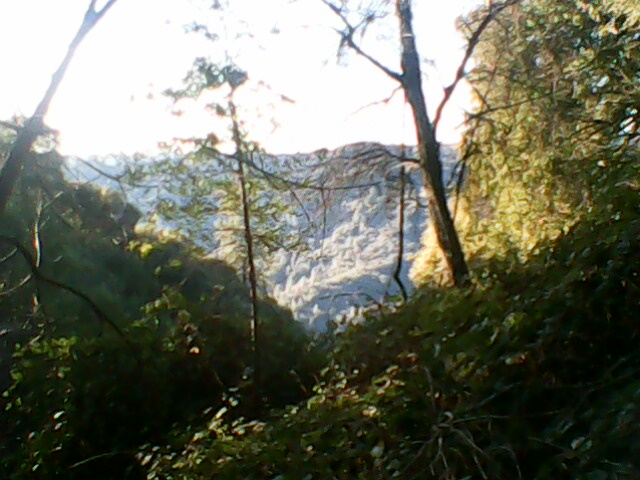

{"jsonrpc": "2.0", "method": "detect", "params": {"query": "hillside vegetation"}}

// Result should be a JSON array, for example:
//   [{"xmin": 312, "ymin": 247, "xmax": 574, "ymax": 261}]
[
  {"xmin": 1, "ymin": 0, "xmax": 639, "ymax": 478},
  {"xmin": 0, "ymin": 143, "xmax": 323, "ymax": 479}
]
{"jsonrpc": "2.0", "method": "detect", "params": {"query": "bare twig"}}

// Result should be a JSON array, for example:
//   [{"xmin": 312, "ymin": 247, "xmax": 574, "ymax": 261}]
[
  {"xmin": 32, "ymin": 198, "xmax": 44, "ymax": 312},
  {"xmin": 0, "ymin": 247, "xmax": 18, "ymax": 263},
  {"xmin": 69, "ymin": 450, "xmax": 132, "ymax": 470},
  {"xmin": 392, "ymin": 162, "xmax": 408, "ymax": 302},
  {"xmin": 200, "ymin": 146, "xmax": 382, "ymax": 192},
  {"xmin": 319, "ymin": 187, "xmax": 328, "ymax": 257},
  {"xmin": 320, "ymin": 0, "xmax": 403, "ymax": 82},
  {"xmin": 0, "ymin": 273, "xmax": 32, "ymax": 298},
  {"xmin": 0, "ymin": 120, "xmax": 21, "ymax": 132},
  {"xmin": 350, "ymin": 85, "xmax": 403, "ymax": 117},
  {"xmin": 73, "ymin": 158, "xmax": 158, "ymax": 191}
]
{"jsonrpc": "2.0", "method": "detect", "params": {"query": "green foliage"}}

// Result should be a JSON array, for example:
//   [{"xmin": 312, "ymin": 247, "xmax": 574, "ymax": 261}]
[
  {"xmin": 142, "ymin": 197, "xmax": 640, "ymax": 479},
  {"xmin": 459, "ymin": 0, "xmax": 640, "ymax": 260},
  {"xmin": 4, "ymin": 1, "xmax": 640, "ymax": 479},
  {"xmin": 133, "ymin": 57, "xmax": 311, "ymax": 282},
  {"xmin": 0, "ymin": 150, "xmax": 160, "ymax": 336},
  {"xmin": 138, "ymin": 2, "xmax": 640, "ymax": 478},
  {"xmin": 3, "ymin": 278, "xmax": 323, "ymax": 478},
  {"xmin": 0, "ymin": 132, "xmax": 325, "ymax": 478}
]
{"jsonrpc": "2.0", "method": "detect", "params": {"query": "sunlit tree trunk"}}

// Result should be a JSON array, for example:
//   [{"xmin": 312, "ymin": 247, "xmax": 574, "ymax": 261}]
[
  {"xmin": 396, "ymin": 0, "xmax": 470, "ymax": 287},
  {"xmin": 229, "ymin": 101, "xmax": 261, "ymax": 405}
]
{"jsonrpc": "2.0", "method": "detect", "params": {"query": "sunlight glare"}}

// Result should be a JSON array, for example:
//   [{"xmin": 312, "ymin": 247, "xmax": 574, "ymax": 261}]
[{"xmin": 0, "ymin": 0, "xmax": 481, "ymax": 156}]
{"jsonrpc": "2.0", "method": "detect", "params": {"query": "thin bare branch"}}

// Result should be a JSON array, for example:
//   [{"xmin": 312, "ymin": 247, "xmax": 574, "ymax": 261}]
[
  {"xmin": 0, "ymin": 273, "xmax": 32, "ymax": 298},
  {"xmin": 0, "ymin": 120, "xmax": 20, "ymax": 132},
  {"xmin": 350, "ymin": 85, "xmax": 403, "ymax": 117},
  {"xmin": 74, "ymin": 158, "xmax": 158, "ymax": 189},
  {"xmin": 201, "ymin": 146, "xmax": 383, "ymax": 192},
  {"xmin": 433, "ymin": 0, "xmax": 522, "ymax": 131},
  {"xmin": 0, "ymin": 246, "xmax": 17, "ymax": 263},
  {"xmin": 320, "ymin": 0, "xmax": 403, "ymax": 82},
  {"xmin": 0, "ymin": 235, "xmax": 128, "ymax": 340},
  {"xmin": 392, "ymin": 163, "xmax": 408, "ymax": 302}
]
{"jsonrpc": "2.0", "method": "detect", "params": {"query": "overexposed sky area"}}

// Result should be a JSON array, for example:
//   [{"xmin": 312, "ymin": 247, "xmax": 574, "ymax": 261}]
[{"xmin": 0, "ymin": 0, "xmax": 481, "ymax": 157}]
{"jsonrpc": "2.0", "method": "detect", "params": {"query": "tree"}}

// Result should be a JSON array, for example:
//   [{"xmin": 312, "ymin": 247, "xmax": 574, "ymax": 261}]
[
  {"xmin": 228, "ymin": 96, "xmax": 262, "ymax": 402},
  {"xmin": 0, "ymin": 0, "xmax": 118, "ymax": 217},
  {"xmin": 322, "ymin": 0, "xmax": 520, "ymax": 287},
  {"xmin": 394, "ymin": 0, "xmax": 470, "ymax": 288},
  {"xmin": 460, "ymin": 0, "xmax": 640, "ymax": 255},
  {"xmin": 132, "ymin": 57, "xmax": 311, "ymax": 404}
]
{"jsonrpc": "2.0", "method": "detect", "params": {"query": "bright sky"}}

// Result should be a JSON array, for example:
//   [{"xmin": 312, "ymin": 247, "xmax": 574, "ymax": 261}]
[{"xmin": 0, "ymin": 0, "xmax": 481, "ymax": 157}]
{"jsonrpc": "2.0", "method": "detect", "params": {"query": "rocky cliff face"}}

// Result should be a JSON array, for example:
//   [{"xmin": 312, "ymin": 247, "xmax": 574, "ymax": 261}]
[
  {"xmin": 263, "ymin": 142, "xmax": 459, "ymax": 328},
  {"xmin": 65, "ymin": 142, "xmax": 459, "ymax": 329},
  {"xmin": 264, "ymin": 143, "xmax": 421, "ymax": 328}
]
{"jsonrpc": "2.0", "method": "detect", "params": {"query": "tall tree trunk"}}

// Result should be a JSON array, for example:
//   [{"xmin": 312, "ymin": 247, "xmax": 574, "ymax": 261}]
[
  {"xmin": 396, "ymin": 0, "xmax": 470, "ymax": 287},
  {"xmin": 229, "ymin": 101, "xmax": 261, "ymax": 405}
]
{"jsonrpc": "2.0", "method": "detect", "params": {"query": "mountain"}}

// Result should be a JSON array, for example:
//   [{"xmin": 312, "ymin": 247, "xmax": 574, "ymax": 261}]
[
  {"xmin": 265, "ymin": 143, "xmax": 458, "ymax": 328},
  {"xmin": 64, "ymin": 142, "xmax": 460, "ymax": 329}
]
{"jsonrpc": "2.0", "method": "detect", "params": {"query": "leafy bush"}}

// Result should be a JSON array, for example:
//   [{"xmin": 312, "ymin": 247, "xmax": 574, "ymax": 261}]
[
  {"xmin": 141, "ymin": 201, "xmax": 640, "ymax": 478},
  {"xmin": 4, "ymin": 288, "xmax": 325, "ymax": 479}
]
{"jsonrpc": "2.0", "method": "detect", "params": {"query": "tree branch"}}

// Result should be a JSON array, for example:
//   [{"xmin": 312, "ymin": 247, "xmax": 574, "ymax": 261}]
[
  {"xmin": 350, "ymin": 85, "xmax": 404, "ymax": 116},
  {"xmin": 0, "ymin": 0, "xmax": 119, "ymax": 216},
  {"xmin": 433, "ymin": 0, "xmax": 522, "ymax": 131},
  {"xmin": 200, "ymin": 145, "xmax": 383, "ymax": 192},
  {"xmin": 392, "ymin": 163, "xmax": 408, "ymax": 302},
  {"xmin": 320, "ymin": 0, "xmax": 403, "ymax": 82},
  {"xmin": 0, "ymin": 235, "xmax": 128, "ymax": 340},
  {"xmin": 0, "ymin": 120, "xmax": 20, "ymax": 132}
]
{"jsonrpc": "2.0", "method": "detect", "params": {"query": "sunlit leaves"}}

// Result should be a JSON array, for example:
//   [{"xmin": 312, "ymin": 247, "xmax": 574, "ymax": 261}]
[{"xmin": 456, "ymin": 0, "xmax": 640, "ymax": 267}]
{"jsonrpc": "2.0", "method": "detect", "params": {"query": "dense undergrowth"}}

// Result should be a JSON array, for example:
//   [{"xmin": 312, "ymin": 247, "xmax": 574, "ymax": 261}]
[
  {"xmin": 137, "ymin": 1, "xmax": 640, "ymax": 478},
  {"xmin": 136, "ymin": 186, "xmax": 640, "ymax": 479},
  {"xmin": 2, "ymin": 0, "xmax": 640, "ymax": 478},
  {"xmin": 6, "ymin": 179, "xmax": 635, "ymax": 479},
  {"xmin": 0, "ymin": 147, "xmax": 324, "ymax": 479}
]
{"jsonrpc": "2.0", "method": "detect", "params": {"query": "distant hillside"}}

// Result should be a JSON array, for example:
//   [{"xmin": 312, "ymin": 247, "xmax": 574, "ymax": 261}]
[
  {"xmin": 265, "ymin": 143, "xmax": 458, "ymax": 328},
  {"xmin": 64, "ymin": 142, "xmax": 460, "ymax": 328}
]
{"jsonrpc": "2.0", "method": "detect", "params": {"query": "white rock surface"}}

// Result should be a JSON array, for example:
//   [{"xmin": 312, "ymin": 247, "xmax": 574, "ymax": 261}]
[{"xmin": 65, "ymin": 142, "xmax": 458, "ymax": 329}]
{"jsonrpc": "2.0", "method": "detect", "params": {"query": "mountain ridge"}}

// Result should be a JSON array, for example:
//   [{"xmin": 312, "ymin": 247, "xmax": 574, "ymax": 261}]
[{"xmin": 64, "ymin": 141, "xmax": 460, "ymax": 328}]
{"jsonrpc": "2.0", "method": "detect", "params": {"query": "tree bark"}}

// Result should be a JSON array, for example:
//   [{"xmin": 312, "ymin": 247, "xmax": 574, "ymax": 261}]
[
  {"xmin": 396, "ymin": 0, "xmax": 470, "ymax": 287},
  {"xmin": 229, "ymin": 101, "xmax": 261, "ymax": 405}
]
